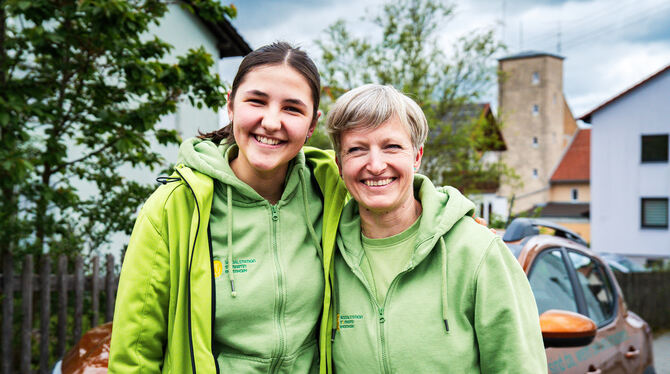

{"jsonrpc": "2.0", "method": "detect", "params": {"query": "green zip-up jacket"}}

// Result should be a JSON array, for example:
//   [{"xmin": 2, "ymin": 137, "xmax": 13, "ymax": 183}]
[
  {"xmin": 331, "ymin": 175, "xmax": 547, "ymax": 373},
  {"xmin": 109, "ymin": 139, "xmax": 347, "ymax": 373}
]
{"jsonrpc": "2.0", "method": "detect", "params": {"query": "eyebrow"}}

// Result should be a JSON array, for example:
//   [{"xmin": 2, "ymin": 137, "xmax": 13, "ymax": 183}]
[{"xmin": 245, "ymin": 90, "xmax": 307, "ymax": 107}]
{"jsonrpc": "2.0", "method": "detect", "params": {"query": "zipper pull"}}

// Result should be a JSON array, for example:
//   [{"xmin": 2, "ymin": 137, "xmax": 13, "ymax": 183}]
[
  {"xmin": 271, "ymin": 205, "xmax": 279, "ymax": 221},
  {"xmin": 379, "ymin": 309, "xmax": 385, "ymax": 323}
]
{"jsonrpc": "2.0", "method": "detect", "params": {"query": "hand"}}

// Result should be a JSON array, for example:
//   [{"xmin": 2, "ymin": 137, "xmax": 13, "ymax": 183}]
[{"xmin": 474, "ymin": 216, "xmax": 496, "ymax": 235}]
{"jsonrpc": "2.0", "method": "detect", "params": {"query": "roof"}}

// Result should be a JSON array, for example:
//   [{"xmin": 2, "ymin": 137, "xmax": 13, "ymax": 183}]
[
  {"xmin": 579, "ymin": 64, "xmax": 670, "ymax": 123},
  {"xmin": 550, "ymin": 128, "xmax": 590, "ymax": 183},
  {"xmin": 498, "ymin": 50, "xmax": 564, "ymax": 62},
  {"xmin": 184, "ymin": 0, "xmax": 252, "ymax": 58},
  {"xmin": 522, "ymin": 202, "xmax": 590, "ymax": 219}
]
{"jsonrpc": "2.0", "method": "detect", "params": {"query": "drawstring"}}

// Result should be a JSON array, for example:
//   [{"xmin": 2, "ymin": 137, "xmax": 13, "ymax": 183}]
[
  {"xmin": 299, "ymin": 170, "xmax": 323, "ymax": 262},
  {"xmin": 440, "ymin": 237, "xmax": 449, "ymax": 332},
  {"xmin": 227, "ymin": 185, "xmax": 236, "ymax": 297}
]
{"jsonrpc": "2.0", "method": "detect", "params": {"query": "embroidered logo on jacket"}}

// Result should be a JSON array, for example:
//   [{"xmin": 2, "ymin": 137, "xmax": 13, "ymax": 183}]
[{"xmin": 338, "ymin": 314, "xmax": 364, "ymax": 329}]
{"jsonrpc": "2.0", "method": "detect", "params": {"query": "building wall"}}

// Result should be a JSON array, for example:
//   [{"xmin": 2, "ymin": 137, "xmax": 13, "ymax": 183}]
[
  {"xmin": 549, "ymin": 183, "xmax": 590, "ymax": 202},
  {"xmin": 590, "ymin": 69, "xmax": 670, "ymax": 258},
  {"xmin": 498, "ymin": 55, "xmax": 571, "ymax": 214}
]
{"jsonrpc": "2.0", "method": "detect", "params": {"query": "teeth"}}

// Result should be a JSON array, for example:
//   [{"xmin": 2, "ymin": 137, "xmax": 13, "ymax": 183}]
[
  {"xmin": 364, "ymin": 178, "xmax": 393, "ymax": 187},
  {"xmin": 255, "ymin": 135, "xmax": 280, "ymax": 145}
]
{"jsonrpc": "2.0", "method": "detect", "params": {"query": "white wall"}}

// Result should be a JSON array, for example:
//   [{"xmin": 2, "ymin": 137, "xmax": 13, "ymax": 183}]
[{"xmin": 590, "ymin": 68, "xmax": 670, "ymax": 258}]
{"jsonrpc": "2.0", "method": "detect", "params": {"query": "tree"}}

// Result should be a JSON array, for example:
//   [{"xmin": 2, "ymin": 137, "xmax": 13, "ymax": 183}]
[
  {"xmin": 312, "ymin": 0, "xmax": 518, "ymax": 192},
  {"xmin": 0, "ymin": 0, "xmax": 235, "ymax": 258}
]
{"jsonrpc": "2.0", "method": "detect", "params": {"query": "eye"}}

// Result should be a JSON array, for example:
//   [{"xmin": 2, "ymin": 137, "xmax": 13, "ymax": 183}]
[
  {"xmin": 385, "ymin": 144, "xmax": 403, "ymax": 150},
  {"xmin": 246, "ymin": 98, "xmax": 265, "ymax": 105},
  {"xmin": 346, "ymin": 146, "xmax": 363, "ymax": 154},
  {"xmin": 285, "ymin": 106, "xmax": 304, "ymax": 114}
]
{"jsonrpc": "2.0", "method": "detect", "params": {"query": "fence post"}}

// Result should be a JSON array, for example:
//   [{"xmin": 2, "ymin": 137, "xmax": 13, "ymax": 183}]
[
  {"xmin": 20, "ymin": 255, "xmax": 34, "ymax": 373},
  {"xmin": 40, "ymin": 256, "xmax": 51, "ymax": 374},
  {"xmin": 92, "ymin": 255, "xmax": 100, "ymax": 328},
  {"xmin": 2, "ymin": 256, "xmax": 14, "ymax": 374},
  {"xmin": 74, "ymin": 256, "xmax": 84, "ymax": 343},
  {"xmin": 57, "ymin": 255, "xmax": 68, "ymax": 358},
  {"xmin": 106, "ymin": 254, "xmax": 115, "ymax": 322}
]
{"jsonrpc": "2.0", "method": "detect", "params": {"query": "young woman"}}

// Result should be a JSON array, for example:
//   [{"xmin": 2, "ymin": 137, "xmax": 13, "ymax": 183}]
[
  {"xmin": 108, "ymin": 42, "xmax": 348, "ymax": 374},
  {"xmin": 324, "ymin": 84, "xmax": 547, "ymax": 373}
]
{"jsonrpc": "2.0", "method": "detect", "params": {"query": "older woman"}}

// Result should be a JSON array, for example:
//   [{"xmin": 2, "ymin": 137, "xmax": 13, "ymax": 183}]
[{"xmin": 325, "ymin": 84, "xmax": 547, "ymax": 373}]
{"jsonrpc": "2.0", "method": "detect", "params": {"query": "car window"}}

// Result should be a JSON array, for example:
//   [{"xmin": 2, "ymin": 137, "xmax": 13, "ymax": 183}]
[
  {"xmin": 528, "ymin": 248, "xmax": 578, "ymax": 315},
  {"xmin": 567, "ymin": 251, "xmax": 616, "ymax": 326}
]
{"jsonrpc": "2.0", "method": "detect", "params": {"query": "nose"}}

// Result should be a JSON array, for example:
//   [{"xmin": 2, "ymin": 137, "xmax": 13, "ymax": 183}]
[
  {"xmin": 366, "ymin": 148, "xmax": 386, "ymax": 175},
  {"xmin": 261, "ymin": 107, "xmax": 281, "ymax": 132}
]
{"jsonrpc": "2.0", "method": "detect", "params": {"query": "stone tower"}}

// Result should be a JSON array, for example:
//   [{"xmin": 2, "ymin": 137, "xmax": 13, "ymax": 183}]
[{"xmin": 497, "ymin": 51, "xmax": 577, "ymax": 214}]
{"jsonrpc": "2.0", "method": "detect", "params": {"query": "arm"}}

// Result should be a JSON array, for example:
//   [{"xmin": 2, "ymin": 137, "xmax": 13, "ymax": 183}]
[
  {"xmin": 108, "ymin": 208, "xmax": 170, "ymax": 373},
  {"xmin": 474, "ymin": 237, "xmax": 547, "ymax": 373}
]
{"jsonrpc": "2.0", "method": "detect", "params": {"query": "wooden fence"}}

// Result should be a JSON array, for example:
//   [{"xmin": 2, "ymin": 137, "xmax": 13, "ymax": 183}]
[
  {"xmin": 0, "ymin": 254, "xmax": 118, "ymax": 374},
  {"xmin": 615, "ymin": 271, "xmax": 670, "ymax": 331}
]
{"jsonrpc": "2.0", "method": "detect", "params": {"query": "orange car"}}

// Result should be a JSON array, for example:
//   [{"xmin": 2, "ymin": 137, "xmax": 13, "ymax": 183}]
[
  {"xmin": 504, "ymin": 218, "xmax": 656, "ymax": 374},
  {"xmin": 56, "ymin": 218, "xmax": 656, "ymax": 374}
]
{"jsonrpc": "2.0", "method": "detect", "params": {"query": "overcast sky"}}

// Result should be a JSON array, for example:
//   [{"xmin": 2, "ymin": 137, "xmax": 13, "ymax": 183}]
[{"xmin": 220, "ymin": 0, "xmax": 670, "ymax": 120}]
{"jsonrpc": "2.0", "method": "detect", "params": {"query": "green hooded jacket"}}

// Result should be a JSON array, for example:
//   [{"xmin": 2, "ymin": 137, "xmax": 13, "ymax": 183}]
[
  {"xmin": 331, "ymin": 175, "xmax": 547, "ymax": 373},
  {"xmin": 109, "ymin": 139, "xmax": 347, "ymax": 373}
]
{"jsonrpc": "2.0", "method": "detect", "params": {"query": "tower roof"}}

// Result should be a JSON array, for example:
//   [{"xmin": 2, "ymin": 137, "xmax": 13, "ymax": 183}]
[{"xmin": 499, "ymin": 50, "xmax": 564, "ymax": 62}]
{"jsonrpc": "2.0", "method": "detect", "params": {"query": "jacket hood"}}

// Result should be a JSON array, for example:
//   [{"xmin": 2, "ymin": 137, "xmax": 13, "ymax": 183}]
[{"xmin": 338, "ymin": 174, "xmax": 475, "ymax": 269}]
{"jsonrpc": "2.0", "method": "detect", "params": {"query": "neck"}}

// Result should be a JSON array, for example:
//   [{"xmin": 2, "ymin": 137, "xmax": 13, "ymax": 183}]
[
  {"xmin": 360, "ymin": 198, "xmax": 422, "ymax": 239},
  {"xmin": 230, "ymin": 158, "xmax": 287, "ymax": 204}
]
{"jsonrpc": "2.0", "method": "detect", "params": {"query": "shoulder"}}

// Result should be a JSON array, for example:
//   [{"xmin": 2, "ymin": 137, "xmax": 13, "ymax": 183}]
[{"xmin": 140, "ymin": 171, "xmax": 202, "ymax": 231}]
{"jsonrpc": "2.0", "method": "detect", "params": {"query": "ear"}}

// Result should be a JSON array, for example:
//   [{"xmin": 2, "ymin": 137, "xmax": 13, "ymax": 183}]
[
  {"xmin": 414, "ymin": 146, "xmax": 424, "ymax": 170},
  {"xmin": 308, "ymin": 110, "xmax": 321, "ymax": 138},
  {"xmin": 226, "ymin": 92, "xmax": 234, "ymax": 122}
]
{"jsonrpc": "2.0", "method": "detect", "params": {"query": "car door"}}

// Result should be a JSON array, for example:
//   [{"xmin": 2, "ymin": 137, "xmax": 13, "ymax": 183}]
[
  {"xmin": 565, "ymin": 250, "xmax": 626, "ymax": 374},
  {"xmin": 528, "ymin": 247, "xmax": 625, "ymax": 374}
]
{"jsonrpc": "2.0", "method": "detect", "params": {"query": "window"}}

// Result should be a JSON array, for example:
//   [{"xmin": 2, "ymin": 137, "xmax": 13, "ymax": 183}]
[
  {"xmin": 532, "ymin": 72, "xmax": 540, "ymax": 85},
  {"xmin": 532, "ymin": 168, "xmax": 538, "ymax": 178},
  {"xmin": 641, "ymin": 198, "xmax": 668, "ymax": 228},
  {"xmin": 641, "ymin": 134, "xmax": 668, "ymax": 162},
  {"xmin": 532, "ymin": 137, "xmax": 538, "ymax": 147},
  {"xmin": 567, "ymin": 251, "xmax": 616, "ymax": 326},
  {"xmin": 571, "ymin": 188, "xmax": 578, "ymax": 201},
  {"xmin": 532, "ymin": 105, "xmax": 539, "ymax": 116},
  {"xmin": 528, "ymin": 249, "xmax": 578, "ymax": 315}
]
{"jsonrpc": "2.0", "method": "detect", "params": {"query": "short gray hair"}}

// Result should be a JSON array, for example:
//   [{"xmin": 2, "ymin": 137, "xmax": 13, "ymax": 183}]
[{"xmin": 326, "ymin": 84, "xmax": 428, "ymax": 157}]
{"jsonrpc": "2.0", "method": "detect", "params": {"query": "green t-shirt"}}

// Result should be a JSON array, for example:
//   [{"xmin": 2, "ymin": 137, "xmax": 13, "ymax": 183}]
[{"xmin": 360, "ymin": 217, "xmax": 421, "ymax": 305}]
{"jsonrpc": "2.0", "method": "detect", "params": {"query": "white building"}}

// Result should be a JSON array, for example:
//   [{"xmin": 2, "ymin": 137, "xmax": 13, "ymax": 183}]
[{"xmin": 580, "ymin": 64, "xmax": 670, "ymax": 260}]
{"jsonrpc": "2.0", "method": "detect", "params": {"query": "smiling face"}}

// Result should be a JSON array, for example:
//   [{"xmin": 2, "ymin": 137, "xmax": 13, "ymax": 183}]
[
  {"xmin": 337, "ymin": 117, "xmax": 423, "ymax": 216},
  {"xmin": 228, "ymin": 64, "xmax": 317, "ymax": 180}
]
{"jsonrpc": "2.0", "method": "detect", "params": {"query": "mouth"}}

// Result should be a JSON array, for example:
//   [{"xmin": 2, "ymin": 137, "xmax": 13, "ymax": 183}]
[
  {"xmin": 254, "ymin": 134, "xmax": 283, "ymax": 146},
  {"xmin": 362, "ymin": 178, "xmax": 395, "ymax": 187}
]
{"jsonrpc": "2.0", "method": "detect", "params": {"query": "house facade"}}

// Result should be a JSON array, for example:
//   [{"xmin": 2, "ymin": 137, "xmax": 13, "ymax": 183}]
[
  {"xmin": 581, "ymin": 65, "xmax": 670, "ymax": 259},
  {"xmin": 544, "ymin": 129, "xmax": 591, "ymax": 242}
]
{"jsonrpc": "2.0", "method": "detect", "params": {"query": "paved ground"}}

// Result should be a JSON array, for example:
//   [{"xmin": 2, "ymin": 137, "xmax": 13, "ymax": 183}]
[{"xmin": 654, "ymin": 331, "xmax": 670, "ymax": 373}]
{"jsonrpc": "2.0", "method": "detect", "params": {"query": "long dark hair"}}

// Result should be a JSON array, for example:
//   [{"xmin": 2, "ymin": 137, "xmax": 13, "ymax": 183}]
[{"xmin": 198, "ymin": 41, "xmax": 321, "ymax": 144}]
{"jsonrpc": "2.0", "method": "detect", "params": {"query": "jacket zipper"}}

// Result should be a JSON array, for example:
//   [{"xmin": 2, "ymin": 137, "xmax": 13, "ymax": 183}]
[
  {"xmin": 207, "ymin": 224, "xmax": 220, "ymax": 374},
  {"xmin": 269, "ymin": 204, "xmax": 286, "ymax": 373},
  {"xmin": 342, "ymin": 260, "xmax": 409, "ymax": 374},
  {"xmin": 175, "ymin": 168, "xmax": 200, "ymax": 374}
]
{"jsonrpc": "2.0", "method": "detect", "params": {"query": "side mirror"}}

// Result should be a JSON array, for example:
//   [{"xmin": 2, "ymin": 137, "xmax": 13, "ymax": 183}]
[{"xmin": 539, "ymin": 309, "xmax": 597, "ymax": 348}]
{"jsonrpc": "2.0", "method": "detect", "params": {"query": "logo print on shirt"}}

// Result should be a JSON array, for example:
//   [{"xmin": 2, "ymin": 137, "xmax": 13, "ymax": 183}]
[
  {"xmin": 213, "ymin": 260, "xmax": 223, "ymax": 278},
  {"xmin": 338, "ymin": 314, "xmax": 364, "ymax": 329}
]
